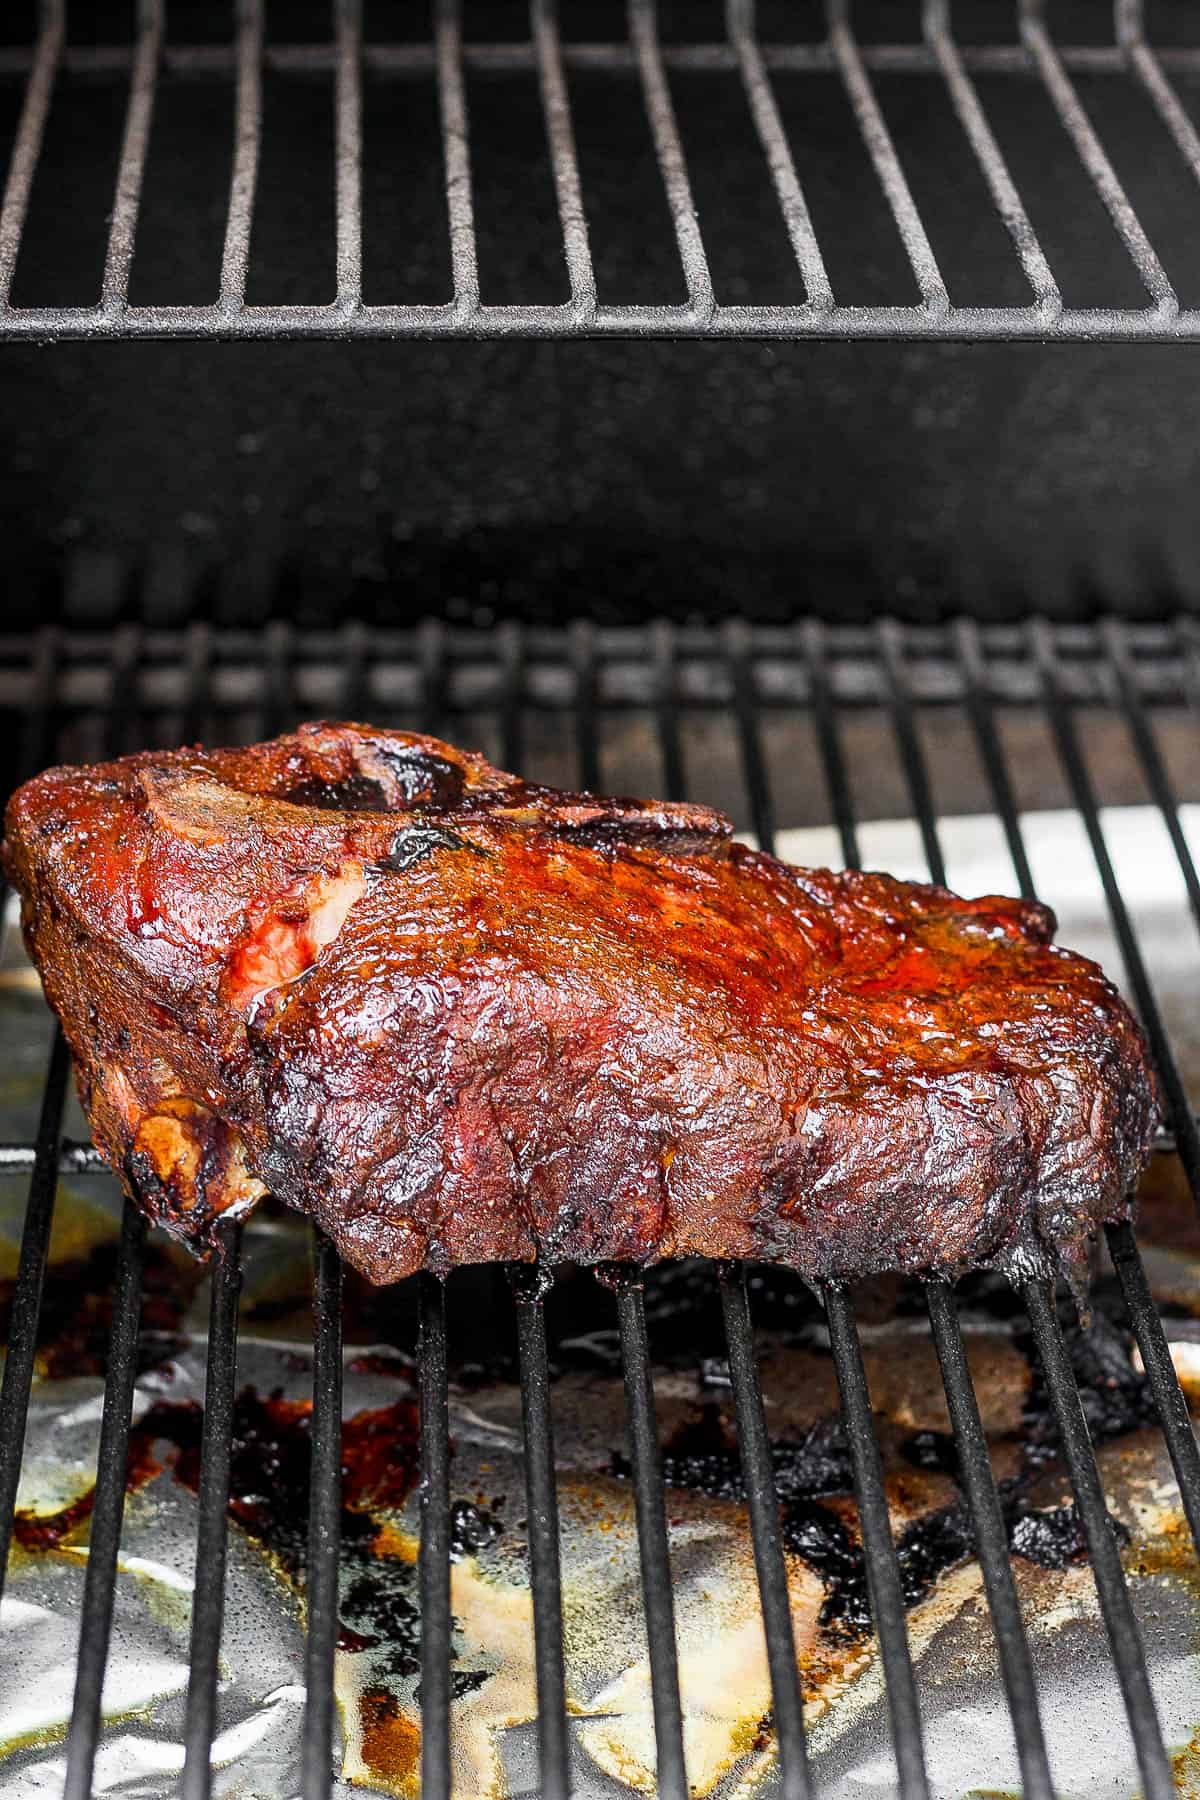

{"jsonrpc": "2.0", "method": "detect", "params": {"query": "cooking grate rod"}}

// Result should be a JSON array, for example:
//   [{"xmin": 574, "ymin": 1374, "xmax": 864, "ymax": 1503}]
[
  {"xmin": 512, "ymin": 1268, "xmax": 571, "ymax": 1800},
  {"xmin": 1031, "ymin": 621, "xmax": 1200, "ymax": 1205},
  {"xmin": 884, "ymin": 620, "xmax": 1177, "ymax": 1789},
  {"xmin": 615, "ymin": 1277, "xmax": 689, "ymax": 1800},
  {"xmin": 303, "ymin": 1230, "xmax": 345, "ymax": 1800},
  {"xmin": 63, "ymin": 1201, "xmax": 148, "ymax": 1800},
  {"xmin": 719, "ymin": 1265, "xmax": 812, "ymax": 1799},
  {"xmin": 9, "ymin": 1, "xmax": 1200, "ymax": 338},
  {"xmin": 1107, "ymin": 1219, "xmax": 1200, "ymax": 1556},
  {"xmin": 824, "ymin": 1288, "xmax": 930, "ymax": 1797},
  {"xmin": 1022, "ymin": 1281, "xmax": 1175, "ymax": 1799},
  {"xmin": 180, "ymin": 1222, "xmax": 243, "ymax": 1800},
  {"xmin": 2, "ymin": 617, "xmax": 1200, "ymax": 1798},
  {"xmin": 0, "ymin": 1029, "xmax": 70, "ymax": 1602},
  {"xmin": 924, "ymin": 1284, "xmax": 1054, "ymax": 1799},
  {"xmin": 417, "ymin": 1271, "xmax": 453, "ymax": 1800}
]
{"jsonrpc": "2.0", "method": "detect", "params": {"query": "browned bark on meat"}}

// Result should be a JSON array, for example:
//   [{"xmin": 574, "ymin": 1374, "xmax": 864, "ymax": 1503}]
[{"xmin": 3, "ymin": 722, "xmax": 1157, "ymax": 1287}]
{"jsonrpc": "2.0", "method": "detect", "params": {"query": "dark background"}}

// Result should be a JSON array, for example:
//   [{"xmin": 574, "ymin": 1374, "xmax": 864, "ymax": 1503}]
[{"xmin": 4, "ymin": 0, "xmax": 1200, "ymax": 628}]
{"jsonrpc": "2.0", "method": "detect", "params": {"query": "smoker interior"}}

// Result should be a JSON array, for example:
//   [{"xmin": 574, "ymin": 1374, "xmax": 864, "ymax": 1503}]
[
  {"xmin": 0, "ymin": 620, "xmax": 1197, "ymax": 1800},
  {"xmin": 8, "ymin": 1, "xmax": 1200, "ymax": 626},
  {"xmin": 4, "ymin": 4, "xmax": 1200, "ymax": 1799}
]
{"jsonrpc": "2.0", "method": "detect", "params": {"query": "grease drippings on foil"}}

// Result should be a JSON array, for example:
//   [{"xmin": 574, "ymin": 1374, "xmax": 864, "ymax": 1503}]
[{"xmin": 5, "ymin": 1180, "xmax": 1200, "ymax": 1798}]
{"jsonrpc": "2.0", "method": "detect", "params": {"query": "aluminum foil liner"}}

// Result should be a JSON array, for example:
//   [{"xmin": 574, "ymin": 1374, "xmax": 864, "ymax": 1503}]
[{"xmin": 1, "ymin": 806, "xmax": 1199, "ymax": 1799}]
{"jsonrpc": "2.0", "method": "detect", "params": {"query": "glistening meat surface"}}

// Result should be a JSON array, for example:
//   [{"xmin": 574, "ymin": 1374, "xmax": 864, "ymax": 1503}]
[{"xmin": 3, "ymin": 722, "xmax": 1157, "ymax": 1286}]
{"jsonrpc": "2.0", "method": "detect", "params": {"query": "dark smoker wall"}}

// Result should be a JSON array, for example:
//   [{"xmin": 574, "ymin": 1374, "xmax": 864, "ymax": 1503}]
[
  {"xmin": 4, "ymin": 339, "xmax": 1200, "ymax": 629},
  {"xmin": 5, "ymin": 0, "xmax": 1200, "ymax": 628}
]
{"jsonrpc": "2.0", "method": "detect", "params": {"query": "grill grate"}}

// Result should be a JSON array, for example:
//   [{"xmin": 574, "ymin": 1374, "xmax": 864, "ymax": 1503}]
[
  {"xmin": 4, "ymin": 3, "xmax": 1200, "ymax": 339},
  {"xmin": 0, "ymin": 616, "xmax": 1198, "ymax": 1797}
]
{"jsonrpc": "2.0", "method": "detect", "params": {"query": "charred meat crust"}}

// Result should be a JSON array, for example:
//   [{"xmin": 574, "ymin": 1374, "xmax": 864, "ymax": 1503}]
[{"xmin": 3, "ymin": 720, "xmax": 1158, "ymax": 1287}]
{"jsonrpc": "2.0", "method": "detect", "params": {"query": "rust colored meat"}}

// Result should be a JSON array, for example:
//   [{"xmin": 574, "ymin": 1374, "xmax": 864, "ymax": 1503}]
[{"xmin": 3, "ymin": 722, "xmax": 1157, "ymax": 1287}]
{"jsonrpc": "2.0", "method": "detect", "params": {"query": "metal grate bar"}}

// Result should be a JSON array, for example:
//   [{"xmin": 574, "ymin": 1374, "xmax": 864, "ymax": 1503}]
[
  {"xmin": 726, "ymin": 0, "xmax": 832, "ymax": 310},
  {"xmin": 922, "ymin": 0, "xmax": 1059, "ymax": 315},
  {"xmin": 1031, "ymin": 620, "xmax": 1200, "ymax": 1203},
  {"xmin": 1102, "ymin": 616, "xmax": 1200, "ymax": 941},
  {"xmin": 417, "ymin": 1272, "xmax": 452, "ymax": 1800},
  {"xmin": 0, "ymin": 1028, "xmax": 70, "ymax": 1604},
  {"xmin": 952, "ymin": 617, "xmax": 1037, "ymax": 902},
  {"xmin": 1116, "ymin": 0, "xmax": 1200, "ymax": 200},
  {"xmin": 800, "ymin": 619, "xmax": 860, "ymax": 872},
  {"xmin": 719, "ymin": 1266, "xmax": 812, "ymax": 1799},
  {"xmin": 1022, "ymin": 1281, "xmax": 1173, "ymax": 1799},
  {"xmin": 823, "ymin": 1287, "xmax": 930, "ymax": 1797},
  {"xmin": 8, "ymin": 7, "xmax": 1200, "ymax": 338},
  {"xmin": 220, "ymin": 0, "xmax": 264, "ymax": 310},
  {"xmin": 924, "ymin": 1284, "xmax": 1054, "ymax": 1800},
  {"xmin": 877, "ymin": 619, "xmax": 948, "ymax": 888},
  {"xmin": 0, "ymin": 625, "xmax": 96, "ymax": 1622},
  {"xmin": 101, "ymin": 0, "xmax": 164, "ymax": 314},
  {"xmin": 1019, "ymin": 0, "xmax": 1175, "ymax": 317},
  {"xmin": 302, "ymin": 1229, "xmax": 344, "ymax": 1800},
  {"xmin": 0, "ymin": 0, "xmax": 63, "ymax": 308},
  {"xmin": 512, "ymin": 1269, "xmax": 571, "ymax": 1800},
  {"xmin": 435, "ymin": 0, "xmax": 480, "ymax": 319},
  {"xmin": 724, "ymin": 618, "xmax": 775, "ymax": 855},
  {"xmin": 615, "ymin": 1277, "xmax": 688, "ymax": 1800},
  {"xmin": 531, "ymin": 0, "xmax": 597, "ymax": 318},
  {"xmin": 63, "ymin": 1200, "xmax": 148, "ymax": 1800},
  {"xmin": 20, "ymin": 37, "xmax": 1200, "ymax": 82},
  {"xmin": 826, "ymin": 0, "xmax": 948, "ymax": 314},
  {"xmin": 181, "ymin": 1223, "xmax": 244, "ymax": 1800},
  {"xmin": 1106, "ymin": 1219, "xmax": 1200, "ymax": 1557},
  {"xmin": 627, "ymin": 0, "xmax": 714, "ymax": 321},
  {"xmin": 335, "ymin": 0, "xmax": 364, "ymax": 311}
]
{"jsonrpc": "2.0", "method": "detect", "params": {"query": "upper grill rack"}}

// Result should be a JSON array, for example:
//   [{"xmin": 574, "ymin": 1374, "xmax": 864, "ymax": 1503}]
[
  {"xmin": 0, "ymin": 615, "xmax": 1199, "ymax": 1799},
  {"xmin": 5, "ymin": 1, "xmax": 1200, "ymax": 339}
]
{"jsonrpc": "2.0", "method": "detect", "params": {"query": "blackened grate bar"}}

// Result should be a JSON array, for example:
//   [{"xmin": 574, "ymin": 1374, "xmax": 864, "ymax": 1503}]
[
  {"xmin": 181, "ymin": 1223, "xmax": 243, "ymax": 1800},
  {"xmin": 511, "ymin": 1267, "xmax": 571, "ymax": 1800},
  {"xmin": 6, "ymin": 1, "xmax": 1200, "ymax": 338},
  {"xmin": 0, "ymin": 613, "xmax": 1199, "ymax": 1796}
]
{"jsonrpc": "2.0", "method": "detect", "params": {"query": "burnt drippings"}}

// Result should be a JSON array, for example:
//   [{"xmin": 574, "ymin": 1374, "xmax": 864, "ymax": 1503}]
[
  {"xmin": 777, "ymin": 1499, "xmax": 976, "ymax": 1637},
  {"xmin": 1021, "ymin": 1301, "xmax": 1158, "ymax": 1462},
  {"xmin": 449, "ymin": 1499, "xmax": 504, "ymax": 1561},
  {"xmin": 612, "ymin": 1406, "xmax": 853, "ymax": 1502},
  {"xmin": 620, "ymin": 1295, "xmax": 1149, "ymax": 1644},
  {"xmin": 0, "ymin": 1238, "xmax": 198, "ymax": 1381},
  {"xmin": 1007, "ymin": 1500, "xmax": 1128, "ymax": 1569},
  {"xmin": 900, "ymin": 1430, "xmax": 961, "ymax": 1478},
  {"xmin": 10, "ymin": 1380, "xmax": 501, "ymax": 1701}
]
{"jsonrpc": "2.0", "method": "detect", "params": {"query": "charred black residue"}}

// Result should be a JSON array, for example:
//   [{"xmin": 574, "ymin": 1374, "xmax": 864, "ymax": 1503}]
[
  {"xmin": 1021, "ymin": 1302, "xmax": 1157, "ymax": 1462},
  {"xmin": 613, "ymin": 1406, "xmax": 855, "ymax": 1503},
  {"xmin": 449, "ymin": 1499, "xmax": 505, "ymax": 1560},
  {"xmin": 782, "ymin": 1498, "xmax": 976, "ymax": 1636},
  {"xmin": 1008, "ymin": 1500, "xmax": 1127, "ymax": 1569},
  {"xmin": 901, "ymin": 1430, "xmax": 961, "ymax": 1478},
  {"xmin": 0, "ymin": 1238, "xmax": 196, "ymax": 1382}
]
